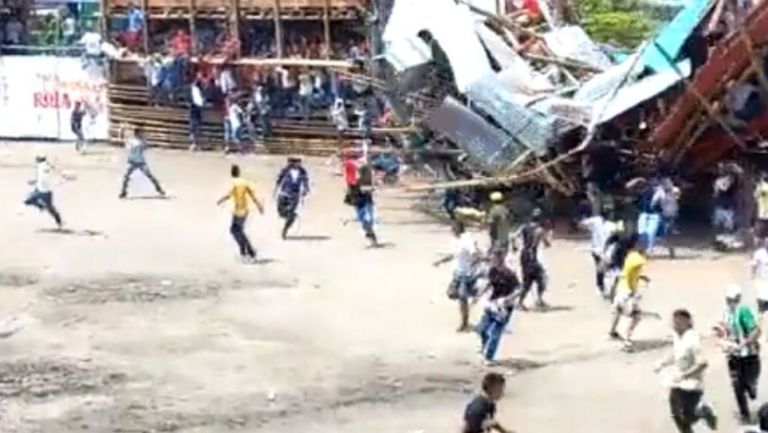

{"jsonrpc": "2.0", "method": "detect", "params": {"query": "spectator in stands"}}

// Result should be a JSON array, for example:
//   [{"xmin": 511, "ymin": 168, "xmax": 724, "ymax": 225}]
[
  {"xmin": 189, "ymin": 78, "xmax": 205, "ymax": 151},
  {"xmin": 298, "ymin": 69, "xmax": 313, "ymax": 121},
  {"xmin": 79, "ymin": 23, "xmax": 104, "ymax": 69},
  {"xmin": 226, "ymin": 96, "xmax": 246, "ymax": 153},
  {"xmin": 61, "ymin": 10, "xmax": 78, "ymax": 46},
  {"xmin": 3, "ymin": 13, "xmax": 23, "ymax": 46},
  {"xmin": 216, "ymin": 66, "xmax": 238, "ymax": 97},
  {"xmin": 331, "ymin": 98, "xmax": 348, "ymax": 137},
  {"xmin": 124, "ymin": 2, "xmax": 144, "ymax": 52},
  {"xmin": 168, "ymin": 28, "xmax": 191, "ymax": 98}
]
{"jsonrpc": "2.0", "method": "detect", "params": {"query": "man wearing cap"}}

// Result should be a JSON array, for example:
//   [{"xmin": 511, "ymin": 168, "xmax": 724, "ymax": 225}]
[
  {"xmin": 580, "ymin": 205, "xmax": 621, "ymax": 297},
  {"xmin": 24, "ymin": 154, "xmax": 64, "ymax": 230},
  {"xmin": 274, "ymin": 156, "xmax": 310, "ymax": 239},
  {"xmin": 486, "ymin": 192, "xmax": 512, "ymax": 255},
  {"xmin": 720, "ymin": 285, "xmax": 762, "ymax": 423}
]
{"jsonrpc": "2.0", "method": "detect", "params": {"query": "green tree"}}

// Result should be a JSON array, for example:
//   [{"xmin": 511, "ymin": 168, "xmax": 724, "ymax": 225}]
[{"xmin": 579, "ymin": 0, "xmax": 657, "ymax": 48}]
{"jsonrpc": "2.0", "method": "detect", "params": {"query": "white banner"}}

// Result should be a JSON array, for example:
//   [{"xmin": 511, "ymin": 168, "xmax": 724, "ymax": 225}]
[{"xmin": 0, "ymin": 56, "xmax": 108, "ymax": 140}]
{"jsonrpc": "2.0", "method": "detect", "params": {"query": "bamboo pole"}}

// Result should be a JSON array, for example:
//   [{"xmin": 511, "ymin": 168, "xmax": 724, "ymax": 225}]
[
  {"xmin": 654, "ymin": 42, "xmax": 747, "ymax": 150},
  {"xmin": 273, "ymin": 0, "xmax": 283, "ymax": 57},
  {"xmin": 140, "ymin": 0, "xmax": 150, "ymax": 54},
  {"xmin": 188, "ymin": 0, "xmax": 197, "ymax": 55},
  {"xmin": 323, "ymin": 0, "xmax": 332, "ymax": 59}
]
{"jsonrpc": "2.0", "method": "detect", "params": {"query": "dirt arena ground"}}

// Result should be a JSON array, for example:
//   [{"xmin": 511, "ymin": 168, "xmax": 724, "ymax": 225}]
[{"xmin": 0, "ymin": 141, "xmax": 764, "ymax": 432}]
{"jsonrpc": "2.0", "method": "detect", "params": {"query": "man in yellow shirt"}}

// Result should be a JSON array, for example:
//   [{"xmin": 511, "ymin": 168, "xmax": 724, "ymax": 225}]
[
  {"xmin": 609, "ymin": 233, "xmax": 649, "ymax": 350},
  {"xmin": 217, "ymin": 164, "xmax": 264, "ymax": 263}
]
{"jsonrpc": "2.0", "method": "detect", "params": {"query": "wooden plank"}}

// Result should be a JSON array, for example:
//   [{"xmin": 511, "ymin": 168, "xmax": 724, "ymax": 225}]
[
  {"xmin": 140, "ymin": 0, "xmax": 150, "ymax": 54},
  {"xmin": 114, "ymin": 55, "xmax": 354, "ymax": 68},
  {"xmin": 274, "ymin": 0, "xmax": 283, "ymax": 57},
  {"xmin": 189, "ymin": 0, "xmax": 197, "ymax": 55},
  {"xmin": 323, "ymin": 0, "xmax": 331, "ymax": 58}
]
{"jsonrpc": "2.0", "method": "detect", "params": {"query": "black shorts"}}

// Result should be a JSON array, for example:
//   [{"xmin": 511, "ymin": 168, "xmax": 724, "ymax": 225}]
[
  {"xmin": 759, "ymin": 300, "xmax": 768, "ymax": 313},
  {"xmin": 277, "ymin": 196, "xmax": 299, "ymax": 219},
  {"xmin": 522, "ymin": 265, "xmax": 545, "ymax": 287}
]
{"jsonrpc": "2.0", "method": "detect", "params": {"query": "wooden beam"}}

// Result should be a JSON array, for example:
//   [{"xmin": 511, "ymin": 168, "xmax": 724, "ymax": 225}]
[
  {"xmin": 273, "ymin": 0, "xmax": 283, "ymax": 57},
  {"xmin": 230, "ymin": 0, "xmax": 241, "ymax": 58},
  {"xmin": 188, "ymin": 0, "xmax": 197, "ymax": 55},
  {"xmin": 323, "ymin": 0, "xmax": 332, "ymax": 59},
  {"xmin": 741, "ymin": 31, "xmax": 768, "ymax": 105},
  {"xmin": 654, "ymin": 42, "xmax": 748, "ymax": 150},
  {"xmin": 99, "ymin": 0, "xmax": 107, "ymax": 39},
  {"xmin": 140, "ymin": 0, "xmax": 150, "ymax": 54}
]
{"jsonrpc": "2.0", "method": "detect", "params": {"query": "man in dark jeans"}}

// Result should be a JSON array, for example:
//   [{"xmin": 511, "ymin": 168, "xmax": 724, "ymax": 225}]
[
  {"xmin": 655, "ymin": 309, "xmax": 717, "ymax": 433},
  {"xmin": 475, "ymin": 248, "xmax": 520, "ymax": 365},
  {"xmin": 217, "ymin": 165, "xmax": 264, "ymax": 263},
  {"xmin": 722, "ymin": 285, "xmax": 762, "ymax": 423},
  {"xmin": 70, "ymin": 101, "xmax": 86, "ymax": 153},
  {"xmin": 462, "ymin": 372, "xmax": 513, "ymax": 433}
]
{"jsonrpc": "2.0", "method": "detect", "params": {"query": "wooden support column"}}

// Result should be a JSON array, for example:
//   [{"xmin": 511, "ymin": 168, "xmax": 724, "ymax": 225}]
[
  {"xmin": 273, "ymin": 0, "xmax": 283, "ymax": 57},
  {"xmin": 741, "ymin": 31, "xmax": 768, "ymax": 104},
  {"xmin": 188, "ymin": 0, "xmax": 197, "ymax": 55},
  {"xmin": 654, "ymin": 42, "xmax": 748, "ymax": 150},
  {"xmin": 140, "ymin": 0, "xmax": 150, "ymax": 54},
  {"xmin": 230, "ymin": 0, "xmax": 241, "ymax": 58},
  {"xmin": 99, "ymin": 0, "xmax": 107, "ymax": 40},
  {"xmin": 323, "ymin": 0, "xmax": 332, "ymax": 59}
]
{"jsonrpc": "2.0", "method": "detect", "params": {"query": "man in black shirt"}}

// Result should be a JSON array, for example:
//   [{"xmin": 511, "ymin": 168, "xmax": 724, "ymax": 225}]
[
  {"xmin": 70, "ymin": 101, "xmax": 86, "ymax": 153},
  {"xmin": 463, "ymin": 373, "xmax": 513, "ymax": 433},
  {"xmin": 476, "ymin": 248, "xmax": 520, "ymax": 364},
  {"xmin": 513, "ymin": 209, "xmax": 551, "ymax": 310}
]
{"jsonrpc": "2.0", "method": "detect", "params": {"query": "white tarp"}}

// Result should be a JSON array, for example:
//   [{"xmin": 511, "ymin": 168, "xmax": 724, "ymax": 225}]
[
  {"xmin": 384, "ymin": 36, "xmax": 432, "ymax": 72},
  {"xmin": 574, "ymin": 51, "xmax": 644, "ymax": 102},
  {"xmin": 383, "ymin": 0, "xmax": 493, "ymax": 92},
  {"xmin": 596, "ymin": 60, "xmax": 690, "ymax": 123},
  {"xmin": 543, "ymin": 26, "xmax": 613, "ymax": 71},
  {"xmin": 0, "ymin": 56, "xmax": 108, "ymax": 140}
]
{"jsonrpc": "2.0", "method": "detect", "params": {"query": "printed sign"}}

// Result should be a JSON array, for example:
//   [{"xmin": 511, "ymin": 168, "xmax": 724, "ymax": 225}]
[{"xmin": 0, "ymin": 56, "xmax": 108, "ymax": 140}]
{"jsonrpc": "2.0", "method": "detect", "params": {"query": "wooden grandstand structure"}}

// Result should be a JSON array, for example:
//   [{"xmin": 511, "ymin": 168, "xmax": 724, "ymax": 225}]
[{"xmin": 100, "ymin": 0, "xmax": 392, "ymax": 155}]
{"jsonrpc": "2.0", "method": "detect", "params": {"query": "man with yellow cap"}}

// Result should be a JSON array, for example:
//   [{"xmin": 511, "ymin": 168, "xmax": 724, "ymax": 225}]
[{"xmin": 486, "ymin": 191, "xmax": 512, "ymax": 255}]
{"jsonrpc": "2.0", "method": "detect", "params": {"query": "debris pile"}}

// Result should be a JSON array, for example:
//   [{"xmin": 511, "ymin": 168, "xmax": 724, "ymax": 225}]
[{"xmin": 379, "ymin": 0, "xmax": 768, "ymax": 195}]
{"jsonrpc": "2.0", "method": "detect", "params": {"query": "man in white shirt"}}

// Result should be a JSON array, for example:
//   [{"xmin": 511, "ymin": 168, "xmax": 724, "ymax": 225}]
[
  {"xmin": 655, "ymin": 309, "xmax": 717, "ymax": 433},
  {"xmin": 188, "ymin": 79, "xmax": 205, "ymax": 150},
  {"xmin": 217, "ymin": 67, "xmax": 238, "ymax": 97},
  {"xmin": 23, "ymin": 155, "xmax": 63, "ymax": 229},
  {"xmin": 434, "ymin": 221, "xmax": 481, "ymax": 332},
  {"xmin": 226, "ymin": 97, "xmax": 245, "ymax": 153},
  {"xmin": 580, "ymin": 206, "xmax": 620, "ymax": 297},
  {"xmin": 752, "ymin": 237, "xmax": 768, "ymax": 326}
]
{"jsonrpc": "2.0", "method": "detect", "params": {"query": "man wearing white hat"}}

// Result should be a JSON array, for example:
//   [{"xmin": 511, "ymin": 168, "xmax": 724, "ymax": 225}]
[{"xmin": 720, "ymin": 285, "xmax": 762, "ymax": 423}]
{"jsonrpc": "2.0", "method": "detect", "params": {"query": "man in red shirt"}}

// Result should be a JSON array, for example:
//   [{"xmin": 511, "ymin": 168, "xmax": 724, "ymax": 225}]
[{"xmin": 342, "ymin": 150, "xmax": 360, "ymax": 206}]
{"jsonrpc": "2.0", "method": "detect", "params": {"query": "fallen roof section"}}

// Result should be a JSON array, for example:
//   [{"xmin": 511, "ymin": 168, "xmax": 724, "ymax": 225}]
[
  {"xmin": 640, "ymin": 0, "xmax": 712, "ymax": 72},
  {"xmin": 427, "ymin": 97, "xmax": 525, "ymax": 173}
]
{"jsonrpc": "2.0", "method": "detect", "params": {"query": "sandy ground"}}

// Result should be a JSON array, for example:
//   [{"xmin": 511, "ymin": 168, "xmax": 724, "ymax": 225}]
[{"xmin": 0, "ymin": 141, "xmax": 764, "ymax": 433}]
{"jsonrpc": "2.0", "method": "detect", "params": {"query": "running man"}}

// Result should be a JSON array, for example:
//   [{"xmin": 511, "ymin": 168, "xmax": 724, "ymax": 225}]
[
  {"xmin": 718, "ymin": 285, "xmax": 762, "ymax": 423},
  {"xmin": 434, "ymin": 221, "xmax": 481, "ymax": 332},
  {"xmin": 462, "ymin": 373, "xmax": 514, "ymax": 433},
  {"xmin": 119, "ymin": 126, "xmax": 166, "ymax": 199},
  {"xmin": 217, "ymin": 164, "xmax": 264, "ymax": 263},
  {"xmin": 24, "ymin": 154, "xmax": 64, "ymax": 229},
  {"xmin": 608, "ymin": 234, "xmax": 648, "ymax": 349},
  {"xmin": 71, "ymin": 101, "xmax": 86, "ymax": 153},
  {"xmin": 274, "ymin": 156, "xmax": 310, "ymax": 239},
  {"xmin": 512, "ymin": 209, "xmax": 551, "ymax": 310},
  {"xmin": 475, "ymin": 247, "xmax": 520, "ymax": 365},
  {"xmin": 580, "ymin": 205, "xmax": 620, "ymax": 297},
  {"xmin": 353, "ymin": 162, "xmax": 379, "ymax": 247},
  {"xmin": 655, "ymin": 309, "xmax": 718, "ymax": 433}
]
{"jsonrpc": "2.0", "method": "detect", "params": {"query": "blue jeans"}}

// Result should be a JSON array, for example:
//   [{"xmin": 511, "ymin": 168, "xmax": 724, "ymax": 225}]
[
  {"xmin": 638, "ymin": 212, "xmax": 661, "ymax": 251},
  {"xmin": 355, "ymin": 202, "xmax": 377, "ymax": 241},
  {"xmin": 230, "ymin": 215, "xmax": 255, "ymax": 258},
  {"xmin": 477, "ymin": 309, "xmax": 510, "ymax": 361},
  {"xmin": 24, "ymin": 190, "xmax": 62, "ymax": 226}
]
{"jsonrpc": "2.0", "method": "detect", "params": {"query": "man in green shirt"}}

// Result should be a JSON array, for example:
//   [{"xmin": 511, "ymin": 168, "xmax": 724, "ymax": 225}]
[
  {"xmin": 722, "ymin": 285, "xmax": 762, "ymax": 423},
  {"xmin": 486, "ymin": 192, "xmax": 511, "ymax": 254}
]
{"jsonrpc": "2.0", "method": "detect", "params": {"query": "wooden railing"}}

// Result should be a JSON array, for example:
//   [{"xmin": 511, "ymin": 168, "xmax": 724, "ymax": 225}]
[{"xmin": 108, "ymin": 0, "xmax": 365, "ymax": 9}]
